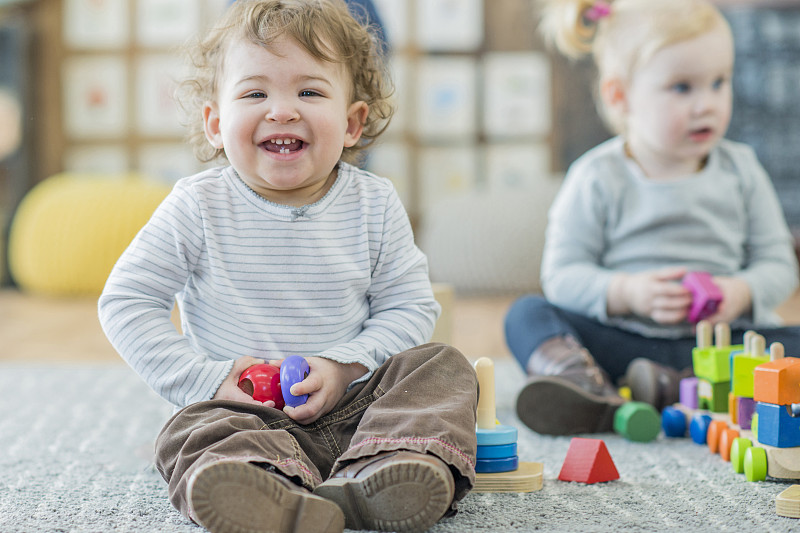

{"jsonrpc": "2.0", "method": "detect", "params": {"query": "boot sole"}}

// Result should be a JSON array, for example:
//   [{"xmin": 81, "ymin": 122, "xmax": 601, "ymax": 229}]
[
  {"xmin": 188, "ymin": 461, "xmax": 344, "ymax": 533},
  {"xmin": 313, "ymin": 459, "xmax": 452, "ymax": 532},
  {"xmin": 516, "ymin": 376, "xmax": 625, "ymax": 436}
]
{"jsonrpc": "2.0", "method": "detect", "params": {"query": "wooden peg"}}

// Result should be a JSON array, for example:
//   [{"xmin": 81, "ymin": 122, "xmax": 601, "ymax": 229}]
[
  {"xmin": 474, "ymin": 357, "xmax": 496, "ymax": 430},
  {"xmin": 743, "ymin": 330, "xmax": 756, "ymax": 354},
  {"xmin": 750, "ymin": 334, "xmax": 766, "ymax": 357},
  {"xmin": 696, "ymin": 320, "xmax": 712, "ymax": 348},
  {"xmin": 770, "ymin": 342, "xmax": 785, "ymax": 361},
  {"xmin": 714, "ymin": 323, "xmax": 730, "ymax": 348}
]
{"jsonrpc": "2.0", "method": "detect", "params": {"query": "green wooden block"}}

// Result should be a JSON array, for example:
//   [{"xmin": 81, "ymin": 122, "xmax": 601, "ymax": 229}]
[
  {"xmin": 613, "ymin": 401, "xmax": 660, "ymax": 443},
  {"xmin": 731, "ymin": 353, "xmax": 769, "ymax": 398},
  {"xmin": 697, "ymin": 378, "xmax": 729, "ymax": 412},
  {"xmin": 693, "ymin": 345, "xmax": 740, "ymax": 382}
]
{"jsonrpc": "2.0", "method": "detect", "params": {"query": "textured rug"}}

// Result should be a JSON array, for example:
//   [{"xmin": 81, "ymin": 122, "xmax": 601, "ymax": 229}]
[{"xmin": 1, "ymin": 360, "xmax": 798, "ymax": 533}]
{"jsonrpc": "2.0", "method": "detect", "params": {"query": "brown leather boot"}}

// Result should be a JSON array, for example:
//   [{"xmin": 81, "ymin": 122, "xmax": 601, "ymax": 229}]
[
  {"xmin": 516, "ymin": 335, "xmax": 625, "ymax": 436},
  {"xmin": 625, "ymin": 358, "xmax": 693, "ymax": 412},
  {"xmin": 188, "ymin": 460, "xmax": 344, "ymax": 533},
  {"xmin": 313, "ymin": 451, "xmax": 454, "ymax": 533}
]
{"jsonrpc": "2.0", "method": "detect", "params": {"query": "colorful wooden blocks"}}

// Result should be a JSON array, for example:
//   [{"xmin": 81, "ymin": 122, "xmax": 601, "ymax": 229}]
[{"xmin": 692, "ymin": 322, "xmax": 739, "ymax": 413}]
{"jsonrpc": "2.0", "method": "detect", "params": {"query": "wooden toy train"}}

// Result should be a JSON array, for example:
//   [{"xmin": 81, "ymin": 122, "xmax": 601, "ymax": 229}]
[{"xmin": 661, "ymin": 320, "xmax": 800, "ymax": 482}]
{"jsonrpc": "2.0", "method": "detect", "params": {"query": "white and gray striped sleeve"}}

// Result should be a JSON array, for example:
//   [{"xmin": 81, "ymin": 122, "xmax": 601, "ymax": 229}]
[{"xmin": 98, "ymin": 182, "xmax": 233, "ymax": 407}]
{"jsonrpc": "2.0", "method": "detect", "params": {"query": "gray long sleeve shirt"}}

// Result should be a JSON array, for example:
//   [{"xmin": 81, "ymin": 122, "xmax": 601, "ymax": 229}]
[{"xmin": 541, "ymin": 136, "xmax": 798, "ymax": 339}]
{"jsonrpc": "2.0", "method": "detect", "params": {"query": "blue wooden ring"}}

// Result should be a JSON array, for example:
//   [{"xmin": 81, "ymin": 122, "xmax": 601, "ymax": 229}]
[
  {"xmin": 476, "ymin": 455, "xmax": 519, "ymax": 473},
  {"xmin": 476, "ymin": 425, "xmax": 517, "ymax": 446},
  {"xmin": 281, "ymin": 355, "xmax": 309, "ymax": 407},
  {"xmin": 476, "ymin": 442, "xmax": 517, "ymax": 459}
]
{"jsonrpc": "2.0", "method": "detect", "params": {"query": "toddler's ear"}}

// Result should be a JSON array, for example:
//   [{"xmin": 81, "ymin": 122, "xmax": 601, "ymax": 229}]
[
  {"xmin": 343, "ymin": 101, "xmax": 369, "ymax": 148},
  {"xmin": 203, "ymin": 101, "xmax": 224, "ymax": 149},
  {"xmin": 600, "ymin": 78, "xmax": 627, "ymax": 114}
]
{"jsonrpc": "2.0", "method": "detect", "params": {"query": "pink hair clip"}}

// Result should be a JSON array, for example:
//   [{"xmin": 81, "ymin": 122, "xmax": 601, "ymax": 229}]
[{"xmin": 585, "ymin": 1, "xmax": 612, "ymax": 21}]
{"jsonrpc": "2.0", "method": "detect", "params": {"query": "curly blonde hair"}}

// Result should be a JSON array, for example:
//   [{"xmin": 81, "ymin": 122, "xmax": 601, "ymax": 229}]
[
  {"xmin": 176, "ymin": 0, "xmax": 394, "ymax": 165},
  {"xmin": 540, "ymin": 0, "xmax": 731, "ymax": 134}
]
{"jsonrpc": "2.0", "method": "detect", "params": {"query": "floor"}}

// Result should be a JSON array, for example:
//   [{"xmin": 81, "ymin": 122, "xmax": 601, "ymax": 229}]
[{"xmin": 2, "ymin": 288, "xmax": 800, "ymax": 363}]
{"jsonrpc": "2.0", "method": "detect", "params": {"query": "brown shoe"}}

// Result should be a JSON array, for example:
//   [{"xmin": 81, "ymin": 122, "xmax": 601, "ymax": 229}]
[
  {"xmin": 188, "ymin": 461, "xmax": 344, "ymax": 533},
  {"xmin": 313, "ymin": 451, "xmax": 454, "ymax": 533},
  {"xmin": 625, "ymin": 358, "xmax": 692, "ymax": 412},
  {"xmin": 516, "ymin": 335, "xmax": 625, "ymax": 436}
]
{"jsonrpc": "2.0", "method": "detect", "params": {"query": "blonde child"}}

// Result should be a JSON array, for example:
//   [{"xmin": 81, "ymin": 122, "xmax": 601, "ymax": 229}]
[
  {"xmin": 98, "ymin": 1, "xmax": 478, "ymax": 532},
  {"xmin": 505, "ymin": 0, "xmax": 800, "ymax": 436}
]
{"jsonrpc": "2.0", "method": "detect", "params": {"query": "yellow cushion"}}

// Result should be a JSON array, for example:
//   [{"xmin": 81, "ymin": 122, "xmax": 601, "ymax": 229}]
[{"xmin": 8, "ymin": 173, "xmax": 171, "ymax": 296}]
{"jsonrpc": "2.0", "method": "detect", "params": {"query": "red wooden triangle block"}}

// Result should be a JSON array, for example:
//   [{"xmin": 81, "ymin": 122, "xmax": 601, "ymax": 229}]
[{"xmin": 558, "ymin": 438, "xmax": 620, "ymax": 484}]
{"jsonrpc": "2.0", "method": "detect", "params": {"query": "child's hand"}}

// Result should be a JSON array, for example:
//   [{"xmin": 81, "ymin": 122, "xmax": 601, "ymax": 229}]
[
  {"xmin": 213, "ymin": 356, "xmax": 274, "ymax": 406},
  {"xmin": 704, "ymin": 276, "xmax": 752, "ymax": 325},
  {"xmin": 271, "ymin": 357, "xmax": 367, "ymax": 425},
  {"xmin": 608, "ymin": 266, "xmax": 692, "ymax": 324}
]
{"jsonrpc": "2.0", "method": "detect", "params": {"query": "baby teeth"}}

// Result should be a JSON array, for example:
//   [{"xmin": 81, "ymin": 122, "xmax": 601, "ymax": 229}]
[{"xmin": 270, "ymin": 138, "xmax": 296, "ymax": 145}]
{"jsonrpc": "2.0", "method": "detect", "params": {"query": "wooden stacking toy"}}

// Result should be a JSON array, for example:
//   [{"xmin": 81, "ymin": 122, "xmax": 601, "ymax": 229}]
[{"xmin": 473, "ymin": 357, "xmax": 543, "ymax": 493}]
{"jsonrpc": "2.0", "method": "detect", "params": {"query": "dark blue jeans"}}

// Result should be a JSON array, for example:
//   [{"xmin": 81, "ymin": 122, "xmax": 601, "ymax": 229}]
[{"xmin": 504, "ymin": 295, "xmax": 800, "ymax": 382}]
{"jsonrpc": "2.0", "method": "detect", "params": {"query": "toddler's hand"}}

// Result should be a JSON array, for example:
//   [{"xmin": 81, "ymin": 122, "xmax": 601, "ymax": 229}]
[
  {"xmin": 608, "ymin": 266, "xmax": 692, "ymax": 324},
  {"xmin": 704, "ymin": 276, "xmax": 752, "ymax": 325},
  {"xmin": 273, "ymin": 357, "xmax": 367, "ymax": 425},
  {"xmin": 213, "ymin": 355, "xmax": 273, "ymax": 406}
]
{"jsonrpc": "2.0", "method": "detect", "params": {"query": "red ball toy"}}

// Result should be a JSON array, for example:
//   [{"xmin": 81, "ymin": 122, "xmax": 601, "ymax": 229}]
[{"xmin": 238, "ymin": 364, "xmax": 285, "ymax": 409}]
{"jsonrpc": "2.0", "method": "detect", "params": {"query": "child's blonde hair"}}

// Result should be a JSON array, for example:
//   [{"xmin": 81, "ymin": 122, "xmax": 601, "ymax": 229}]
[
  {"xmin": 540, "ymin": 0, "xmax": 731, "ymax": 134},
  {"xmin": 177, "ymin": 0, "xmax": 393, "ymax": 165}
]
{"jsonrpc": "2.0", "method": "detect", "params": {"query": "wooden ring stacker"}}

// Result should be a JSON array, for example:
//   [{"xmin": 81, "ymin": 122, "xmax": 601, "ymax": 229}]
[
  {"xmin": 475, "ymin": 357, "xmax": 518, "ymax": 472},
  {"xmin": 473, "ymin": 357, "xmax": 543, "ymax": 491}
]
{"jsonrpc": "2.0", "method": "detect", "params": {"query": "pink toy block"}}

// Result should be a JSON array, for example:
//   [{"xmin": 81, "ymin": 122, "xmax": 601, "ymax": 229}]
[
  {"xmin": 683, "ymin": 271, "xmax": 723, "ymax": 323},
  {"xmin": 558, "ymin": 438, "xmax": 620, "ymax": 484}
]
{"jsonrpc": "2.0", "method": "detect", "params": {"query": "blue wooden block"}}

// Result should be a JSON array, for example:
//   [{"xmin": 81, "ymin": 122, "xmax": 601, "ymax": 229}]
[
  {"xmin": 755, "ymin": 402, "xmax": 800, "ymax": 448},
  {"xmin": 476, "ymin": 442, "xmax": 517, "ymax": 460},
  {"xmin": 476, "ymin": 425, "xmax": 517, "ymax": 446},
  {"xmin": 690, "ymin": 413, "xmax": 712, "ymax": 444},
  {"xmin": 662, "ymin": 406, "xmax": 687, "ymax": 438},
  {"xmin": 475, "ymin": 455, "xmax": 518, "ymax": 473}
]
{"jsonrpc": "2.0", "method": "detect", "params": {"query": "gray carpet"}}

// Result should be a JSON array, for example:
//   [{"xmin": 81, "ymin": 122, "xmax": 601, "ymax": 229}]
[{"xmin": 1, "ymin": 360, "xmax": 798, "ymax": 533}]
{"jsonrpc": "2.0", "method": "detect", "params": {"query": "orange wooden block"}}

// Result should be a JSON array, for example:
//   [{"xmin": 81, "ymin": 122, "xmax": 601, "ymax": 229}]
[
  {"xmin": 728, "ymin": 392, "xmax": 737, "ymax": 425},
  {"xmin": 558, "ymin": 438, "xmax": 620, "ymax": 484},
  {"xmin": 707, "ymin": 420, "xmax": 728, "ymax": 454},
  {"xmin": 719, "ymin": 428, "xmax": 739, "ymax": 462},
  {"xmin": 754, "ymin": 357, "xmax": 800, "ymax": 405}
]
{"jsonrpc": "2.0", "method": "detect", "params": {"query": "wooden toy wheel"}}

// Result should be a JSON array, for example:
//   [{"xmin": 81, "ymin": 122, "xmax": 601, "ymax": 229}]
[
  {"xmin": 707, "ymin": 420, "xmax": 728, "ymax": 454},
  {"xmin": 744, "ymin": 446, "xmax": 767, "ymax": 482},
  {"xmin": 689, "ymin": 413, "xmax": 712, "ymax": 444},
  {"xmin": 730, "ymin": 437, "xmax": 752, "ymax": 474},
  {"xmin": 719, "ymin": 428, "xmax": 739, "ymax": 462}
]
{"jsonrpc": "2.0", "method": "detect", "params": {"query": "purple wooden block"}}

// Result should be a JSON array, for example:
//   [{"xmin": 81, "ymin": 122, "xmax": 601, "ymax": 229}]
[
  {"xmin": 680, "ymin": 377, "xmax": 699, "ymax": 409},
  {"xmin": 683, "ymin": 271, "xmax": 723, "ymax": 323},
  {"xmin": 736, "ymin": 396, "xmax": 756, "ymax": 430}
]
